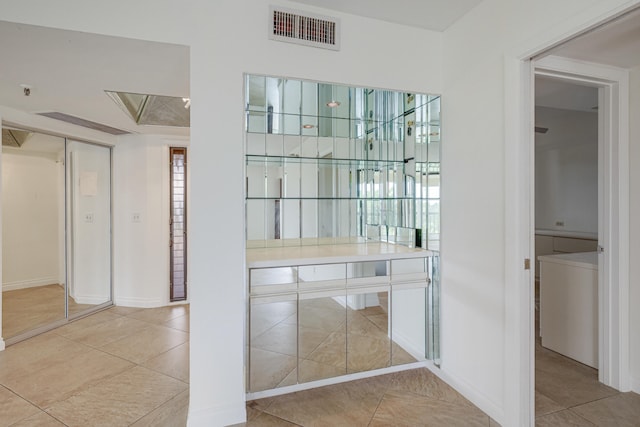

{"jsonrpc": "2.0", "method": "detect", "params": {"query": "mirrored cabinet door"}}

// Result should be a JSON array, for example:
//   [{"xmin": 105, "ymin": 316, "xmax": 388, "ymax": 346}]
[
  {"xmin": 298, "ymin": 290, "xmax": 347, "ymax": 383},
  {"xmin": 249, "ymin": 293, "xmax": 297, "ymax": 392},
  {"xmin": 346, "ymin": 285, "xmax": 390, "ymax": 373}
]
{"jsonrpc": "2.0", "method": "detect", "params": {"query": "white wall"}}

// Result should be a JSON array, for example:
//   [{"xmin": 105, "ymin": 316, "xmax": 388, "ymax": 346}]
[
  {"xmin": 0, "ymin": 112, "xmax": 3, "ymax": 351},
  {"xmin": 113, "ymin": 134, "xmax": 185, "ymax": 308},
  {"xmin": 535, "ymin": 106, "xmax": 598, "ymax": 235},
  {"xmin": 2, "ymin": 149, "xmax": 62, "ymax": 290},
  {"xmin": 443, "ymin": 0, "xmax": 639, "ymax": 424},
  {"xmin": 629, "ymin": 65, "xmax": 640, "ymax": 393}
]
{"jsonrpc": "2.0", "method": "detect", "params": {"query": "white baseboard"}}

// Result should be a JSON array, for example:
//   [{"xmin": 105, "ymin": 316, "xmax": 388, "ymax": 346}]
[
  {"xmin": 631, "ymin": 376, "xmax": 640, "ymax": 394},
  {"xmin": 187, "ymin": 402, "xmax": 246, "ymax": 427},
  {"xmin": 114, "ymin": 296, "xmax": 164, "ymax": 308},
  {"xmin": 425, "ymin": 362, "xmax": 504, "ymax": 425},
  {"xmin": 0, "ymin": 337, "xmax": 5, "ymax": 351},
  {"xmin": 70, "ymin": 294, "xmax": 111, "ymax": 305},
  {"xmin": 3, "ymin": 277, "xmax": 59, "ymax": 291}
]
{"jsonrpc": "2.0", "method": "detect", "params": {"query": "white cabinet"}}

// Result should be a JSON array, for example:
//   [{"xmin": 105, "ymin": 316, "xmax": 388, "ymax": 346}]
[{"xmin": 539, "ymin": 252, "xmax": 598, "ymax": 368}]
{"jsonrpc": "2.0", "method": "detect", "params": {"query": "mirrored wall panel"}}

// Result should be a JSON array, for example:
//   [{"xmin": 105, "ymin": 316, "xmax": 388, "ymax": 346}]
[
  {"xmin": 2, "ymin": 129, "xmax": 66, "ymax": 338},
  {"xmin": 245, "ymin": 75, "xmax": 441, "ymax": 250},
  {"xmin": 67, "ymin": 140, "xmax": 112, "ymax": 316},
  {"xmin": 2, "ymin": 127, "xmax": 113, "ymax": 342}
]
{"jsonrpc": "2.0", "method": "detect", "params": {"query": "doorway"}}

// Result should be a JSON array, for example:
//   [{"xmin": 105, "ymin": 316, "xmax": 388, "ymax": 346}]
[
  {"xmin": 523, "ymin": 12, "xmax": 636, "ymax": 421},
  {"xmin": 532, "ymin": 73, "xmax": 617, "ymax": 414}
]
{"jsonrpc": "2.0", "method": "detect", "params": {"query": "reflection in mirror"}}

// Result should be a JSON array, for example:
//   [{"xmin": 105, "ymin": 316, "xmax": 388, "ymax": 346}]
[
  {"xmin": 391, "ymin": 286, "xmax": 425, "ymax": 365},
  {"xmin": 66, "ymin": 141, "xmax": 112, "ymax": 316},
  {"xmin": 298, "ymin": 293, "xmax": 346, "ymax": 383},
  {"xmin": 245, "ymin": 75, "xmax": 441, "ymax": 249},
  {"xmin": 249, "ymin": 294, "xmax": 297, "ymax": 392},
  {"xmin": 346, "ymin": 287, "xmax": 390, "ymax": 373},
  {"xmin": 2, "ymin": 129, "xmax": 66, "ymax": 338}
]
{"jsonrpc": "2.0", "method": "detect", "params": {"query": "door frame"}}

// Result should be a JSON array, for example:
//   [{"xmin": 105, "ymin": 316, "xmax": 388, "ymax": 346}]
[{"xmin": 504, "ymin": 42, "xmax": 631, "ymax": 427}]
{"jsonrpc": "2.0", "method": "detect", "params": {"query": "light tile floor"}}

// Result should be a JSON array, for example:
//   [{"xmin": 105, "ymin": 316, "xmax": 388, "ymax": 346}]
[
  {"xmin": 0, "ymin": 304, "xmax": 190, "ymax": 427},
  {"xmin": 2, "ymin": 302, "xmax": 639, "ymax": 426}
]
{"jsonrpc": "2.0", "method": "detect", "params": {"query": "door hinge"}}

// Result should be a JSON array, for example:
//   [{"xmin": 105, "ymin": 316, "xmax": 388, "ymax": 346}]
[{"xmin": 524, "ymin": 258, "xmax": 531, "ymax": 270}]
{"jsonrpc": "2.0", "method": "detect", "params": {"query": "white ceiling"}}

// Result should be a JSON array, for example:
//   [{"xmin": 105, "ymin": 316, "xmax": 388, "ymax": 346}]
[
  {"xmin": 289, "ymin": 0, "xmax": 483, "ymax": 31},
  {"xmin": 535, "ymin": 77, "xmax": 598, "ymax": 112},
  {"xmin": 536, "ymin": 7, "xmax": 640, "ymax": 111},
  {"xmin": 549, "ymin": 7, "xmax": 640, "ymax": 68},
  {"xmin": 0, "ymin": 20, "xmax": 189, "ymax": 137}
]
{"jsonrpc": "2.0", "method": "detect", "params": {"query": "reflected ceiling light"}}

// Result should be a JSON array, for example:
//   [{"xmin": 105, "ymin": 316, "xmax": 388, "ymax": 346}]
[
  {"xmin": 326, "ymin": 100, "xmax": 340, "ymax": 108},
  {"xmin": 302, "ymin": 124, "xmax": 315, "ymax": 129},
  {"xmin": 182, "ymin": 98, "xmax": 191, "ymax": 109}
]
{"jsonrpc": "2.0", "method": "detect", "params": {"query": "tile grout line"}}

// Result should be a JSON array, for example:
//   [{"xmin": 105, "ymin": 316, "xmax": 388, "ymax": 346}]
[{"xmin": 366, "ymin": 371, "xmax": 394, "ymax": 426}]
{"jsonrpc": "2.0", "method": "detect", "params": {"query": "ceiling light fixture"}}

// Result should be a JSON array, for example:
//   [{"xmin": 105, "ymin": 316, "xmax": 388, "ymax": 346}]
[
  {"xmin": 326, "ymin": 100, "xmax": 340, "ymax": 108},
  {"xmin": 302, "ymin": 124, "xmax": 315, "ymax": 129},
  {"xmin": 183, "ymin": 97, "xmax": 191, "ymax": 109}
]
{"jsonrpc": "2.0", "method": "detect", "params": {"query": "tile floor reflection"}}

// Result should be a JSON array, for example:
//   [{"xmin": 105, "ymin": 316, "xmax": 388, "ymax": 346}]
[
  {"xmin": 2, "ymin": 285, "xmax": 93, "ymax": 339},
  {"xmin": 249, "ymin": 292, "xmax": 417, "ymax": 392}
]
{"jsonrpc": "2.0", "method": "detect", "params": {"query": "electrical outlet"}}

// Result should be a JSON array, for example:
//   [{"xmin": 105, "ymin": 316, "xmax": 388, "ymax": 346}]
[
  {"xmin": 84, "ymin": 213, "xmax": 94, "ymax": 223},
  {"xmin": 555, "ymin": 220, "xmax": 565, "ymax": 227},
  {"xmin": 132, "ymin": 213, "xmax": 141, "ymax": 223}
]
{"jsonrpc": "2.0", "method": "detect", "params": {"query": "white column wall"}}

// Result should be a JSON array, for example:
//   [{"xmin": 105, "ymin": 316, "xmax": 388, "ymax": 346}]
[
  {"xmin": 112, "ymin": 134, "xmax": 177, "ymax": 308},
  {"xmin": 629, "ymin": 65, "xmax": 640, "ymax": 393}
]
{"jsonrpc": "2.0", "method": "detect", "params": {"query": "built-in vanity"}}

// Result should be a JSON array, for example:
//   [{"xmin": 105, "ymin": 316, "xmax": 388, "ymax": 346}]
[
  {"xmin": 247, "ymin": 244, "xmax": 439, "ymax": 393},
  {"xmin": 244, "ymin": 75, "xmax": 441, "ymax": 395}
]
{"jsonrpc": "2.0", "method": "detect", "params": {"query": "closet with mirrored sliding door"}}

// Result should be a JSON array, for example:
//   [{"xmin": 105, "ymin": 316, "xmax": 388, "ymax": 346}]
[{"xmin": 1, "ymin": 126, "xmax": 113, "ymax": 345}]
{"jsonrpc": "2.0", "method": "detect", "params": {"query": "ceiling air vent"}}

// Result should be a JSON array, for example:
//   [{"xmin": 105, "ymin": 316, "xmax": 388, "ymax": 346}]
[{"xmin": 270, "ymin": 7, "xmax": 340, "ymax": 51}]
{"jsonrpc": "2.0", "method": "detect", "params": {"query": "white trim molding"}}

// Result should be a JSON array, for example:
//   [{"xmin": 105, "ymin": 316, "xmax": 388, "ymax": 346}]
[
  {"xmin": 114, "ymin": 296, "xmax": 164, "ymax": 308},
  {"xmin": 186, "ymin": 402, "xmax": 247, "ymax": 427}
]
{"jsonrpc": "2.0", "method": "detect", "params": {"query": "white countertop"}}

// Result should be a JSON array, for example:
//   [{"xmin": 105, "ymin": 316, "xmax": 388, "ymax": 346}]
[
  {"xmin": 537, "ymin": 251, "xmax": 598, "ymax": 269},
  {"xmin": 247, "ymin": 243, "xmax": 432, "ymax": 268},
  {"xmin": 535, "ymin": 229, "xmax": 598, "ymax": 240}
]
